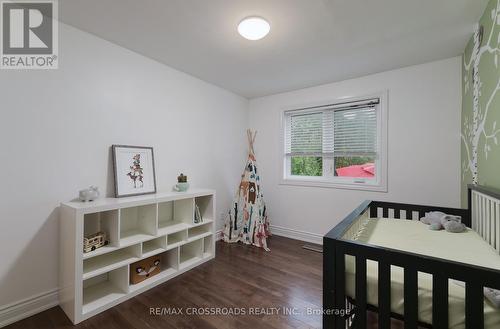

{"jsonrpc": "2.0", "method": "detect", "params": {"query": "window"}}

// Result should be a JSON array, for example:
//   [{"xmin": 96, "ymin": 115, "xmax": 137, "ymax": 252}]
[{"xmin": 282, "ymin": 94, "xmax": 387, "ymax": 191}]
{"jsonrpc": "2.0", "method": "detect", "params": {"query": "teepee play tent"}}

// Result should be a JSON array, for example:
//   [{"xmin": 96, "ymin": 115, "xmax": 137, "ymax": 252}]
[{"xmin": 223, "ymin": 129, "xmax": 271, "ymax": 251}]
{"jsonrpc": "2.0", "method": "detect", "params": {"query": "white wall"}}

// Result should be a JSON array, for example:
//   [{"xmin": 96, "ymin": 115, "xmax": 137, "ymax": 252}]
[
  {"xmin": 249, "ymin": 57, "xmax": 462, "ymax": 242},
  {"xmin": 0, "ymin": 23, "xmax": 248, "ymax": 308}
]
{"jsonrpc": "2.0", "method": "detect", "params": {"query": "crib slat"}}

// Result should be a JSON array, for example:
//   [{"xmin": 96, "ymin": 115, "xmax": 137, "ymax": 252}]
[
  {"xmin": 484, "ymin": 198, "xmax": 488, "ymax": 241},
  {"xmin": 472, "ymin": 192, "xmax": 478, "ymax": 231},
  {"xmin": 378, "ymin": 261, "xmax": 391, "ymax": 329},
  {"xmin": 479, "ymin": 193, "xmax": 482, "ymax": 235},
  {"xmin": 382, "ymin": 207, "xmax": 388, "ymax": 218},
  {"xmin": 476, "ymin": 192, "xmax": 481, "ymax": 232},
  {"xmin": 418, "ymin": 210, "xmax": 425, "ymax": 219},
  {"xmin": 370, "ymin": 206, "xmax": 377, "ymax": 218},
  {"xmin": 465, "ymin": 282, "xmax": 484, "ymax": 329},
  {"xmin": 471, "ymin": 192, "xmax": 474, "ymax": 230},
  {"xmin": 485, "ymin": 197, "xmax": 489, "ymax": 239},
  {"xmin": 477, "ymin": 192, "xmax": 481, "ymax": 232},
  {"xmin": 487, "ymin": 199, "xmax": 491, "ymax": 243},
  {"xmin": 490, "ymin": 199, "xmax": 495, "ymax": 246},
  {"xmin": 404, "ymin": 267, "xmax": 418, "ymax": 329},
  {"xmin": 355, "ymin": 257, "xmax": 367, "ymax": 328},
  {"xmin": 496, "ymin": 201, "xmax": 500, "ymax": 253},
  {"xmin": 483, "ymin": 198, "xmax": 487, "ymax": 241},
  {"xmin": 482, "ymin": 196, "xmax": 486, "ymax": 238},
  {"xmin": 406, "ymin": 210, "xmax": 413, "ymax": 220},
  {"xmin": 477, "ymin": 193, "xmax": 481, "ymax": 234},
  {"xmin": 394, "ymin": 208, "xmax": 400, "ymax": 219},
  {"xmin": 334, "ymin": 251, "xmax": 346, "ymax": 329},
  {"xmin": 486, "ymin": 197, "xmax": 490, "ymax": 240},
  {"xmin": 432, "ymin": 274, "xmax": 448, "ymax": 329}
]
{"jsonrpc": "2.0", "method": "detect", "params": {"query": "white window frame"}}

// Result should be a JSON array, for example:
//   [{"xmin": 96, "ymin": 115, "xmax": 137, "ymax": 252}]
[{"xmin": 279, "ymin": 91, "xmax": 388, "ymax": 192}]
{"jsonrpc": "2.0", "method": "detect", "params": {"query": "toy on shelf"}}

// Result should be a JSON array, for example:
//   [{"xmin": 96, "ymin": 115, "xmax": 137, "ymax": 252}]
[
  {"xmin": 194, "ymin": 204, "xmax": 203, "ymax": 224},
  {"xmin": 174, "ymin": 173, "xmax": 189, "ymax": 192},
  {"xmin": 79, "ymin": 186, "xmax": 100, "ymax": 202},
  {"xmin": 130, "ymin": 256, "xmax": 161, "ymax": 284},
  {"xmin": 178, "ymin": 173, "xmax": 187, "ymax": 183},
  {"xmin": 83, "ymin": 231, "xmax": 109, "ymax": 253}
]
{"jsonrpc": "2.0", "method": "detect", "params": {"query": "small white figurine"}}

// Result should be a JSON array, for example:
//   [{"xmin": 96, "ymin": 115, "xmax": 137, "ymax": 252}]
[{"xmin": 79, "ymin": 186, "xmax": 100, "ymax": 202}]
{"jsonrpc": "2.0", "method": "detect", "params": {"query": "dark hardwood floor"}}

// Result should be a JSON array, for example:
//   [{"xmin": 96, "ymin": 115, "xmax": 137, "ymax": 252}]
[{"xmin": 6, "ymin": 236, "xmax": 324, "ymax": 329}]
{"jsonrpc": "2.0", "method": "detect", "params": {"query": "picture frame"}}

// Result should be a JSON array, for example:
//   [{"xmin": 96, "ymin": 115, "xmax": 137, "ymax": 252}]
[{"xmin": 112, "ymin": 145, "xmax": 157, "ymax": 198}]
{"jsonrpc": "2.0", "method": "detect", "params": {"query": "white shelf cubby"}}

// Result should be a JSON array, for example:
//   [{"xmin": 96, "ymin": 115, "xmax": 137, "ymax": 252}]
[
  {"xmin": 83, "ymin": 244, "xmax": 141, "ymax": 280},
  {"xmin": 188, "ymin": 222, "xmax": 212, "ymax": 241},
  {"xmin": 195, "ymin": 195, "xmax": 214, "ymax": 222},
  {"xmin": 167, "ymin": 230, "xmax": 187, "ymax": 249},
  {"xmin": 83, "ymin": 210, "xmax": 119, "ymax": 259},
  {"xmin": 174, "ymin": 198, "xmax": 195, "ymax": 224},
  {"xmin": 157, "ymin": 200, "xmax": 190, "ymax": 235},
  {"xmin": 119, "ymin": 204, "xmax": 157, "ymax": 246},
  {"xmin": 179, "ymin": 239, "xmax": 203, "ymax": 269},
  {"xmin": 82, "ymin": 266, "xmax": 129, "ymax": 315},
  {"xmin": 203, "ymin": 235, "xmax": 214, "ymax": 259},
  {"xmin": 142, "ymin": 236, "xmax": 167, "ymax": 258},
  {"xmin": 129, "ymin": 248, "xmax": 178, "ymax": 293}
]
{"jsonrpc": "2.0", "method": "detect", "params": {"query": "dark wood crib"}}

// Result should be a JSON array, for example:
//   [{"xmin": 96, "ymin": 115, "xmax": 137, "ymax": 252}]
[{"xmin": 323, "ymin": 184, "xmax": 500, "ymax": 329}]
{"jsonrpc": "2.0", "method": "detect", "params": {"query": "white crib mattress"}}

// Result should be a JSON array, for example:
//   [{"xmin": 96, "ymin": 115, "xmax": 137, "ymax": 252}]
[{"xmin": 344, "ymin": 218, "xmax": 500, "ymax": 328}]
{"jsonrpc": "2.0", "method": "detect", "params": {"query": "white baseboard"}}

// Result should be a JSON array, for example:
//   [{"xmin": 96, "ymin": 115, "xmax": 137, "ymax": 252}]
[
  {"xmin": 0, "ymin": 289, "xmax": 59, "ymax": 328},
  {"xmin": 215, "ymin": 229, "xmax": 223, "ymax": 241},
  {"xmin": 269, "ymin": 225, "xmax": 323, "ymax": 245},
  {"xmin": 216, "ymin": 226, "xmax": 322, "ymax": 245}
]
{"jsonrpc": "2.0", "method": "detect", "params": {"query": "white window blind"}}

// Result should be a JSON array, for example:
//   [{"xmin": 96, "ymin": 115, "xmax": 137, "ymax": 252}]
[
  {"xmin": 284, "ymin": 98, "xmax": 379, "ymax": 158},
  {"xmin": 285, "ymin": 112, "xmax": 323, "ymax": 156},
  {"xmin": 333, "ymin": 106, "xmax": 377, "ymax": 157}
]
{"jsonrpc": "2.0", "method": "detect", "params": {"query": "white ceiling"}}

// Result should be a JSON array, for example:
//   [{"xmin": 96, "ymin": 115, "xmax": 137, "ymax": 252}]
[{"xmin": 60, "ymin": 0, "xmax": 489, "ymax": 98}]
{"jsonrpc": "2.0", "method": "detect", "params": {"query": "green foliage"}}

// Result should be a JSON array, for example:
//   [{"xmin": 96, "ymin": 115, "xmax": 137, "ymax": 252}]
[{"xmin": 291, "ymin": 156, "xmax": 322, "ymax": 176}]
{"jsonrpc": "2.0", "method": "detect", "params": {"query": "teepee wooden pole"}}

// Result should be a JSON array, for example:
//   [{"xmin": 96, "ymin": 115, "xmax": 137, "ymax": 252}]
[
  {"xmin": 247, "ymin": 129, "xmax": 251, "ymax": 154},
  {"xmin": 247, "ymin": 129, "xmax": 256, "ymax": 155}
]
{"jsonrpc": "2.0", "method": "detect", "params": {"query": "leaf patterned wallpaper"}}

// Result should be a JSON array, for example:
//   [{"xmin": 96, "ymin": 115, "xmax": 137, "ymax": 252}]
[{"xmin": 462, "ymin": 0, "xmax": 500, "ymax": 205}]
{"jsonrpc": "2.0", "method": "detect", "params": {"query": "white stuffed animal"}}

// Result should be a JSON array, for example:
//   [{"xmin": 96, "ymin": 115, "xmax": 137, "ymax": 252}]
[
  {"xmin": 420, "ymin": 211, "xmax": 445, "ymax": 226},
  {"xmin": 420, "ymin": 212, "xmax": 465, "ymax": 233},
  {"xmin": 484, "ymin": 287, "xmax": 500, "ymax": 308},
  {"xmin": 453, "ymin": 282, "xmax": 500, "ymax": 309},
  {"xmin": 440, "ymin": 215, "xmax": 466, "ymax": 233}
]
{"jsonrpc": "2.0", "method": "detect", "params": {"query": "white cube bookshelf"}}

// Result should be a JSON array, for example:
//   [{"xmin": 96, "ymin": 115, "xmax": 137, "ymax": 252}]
[{"xmin": 59, "ymin": 188, "xmax": 216, "ymax": 324}]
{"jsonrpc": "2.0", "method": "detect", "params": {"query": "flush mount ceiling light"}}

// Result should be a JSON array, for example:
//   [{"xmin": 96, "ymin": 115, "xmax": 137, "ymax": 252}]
[{"xmin": 238, "ymin": 17, "xmax": 270, "ymax": 41}]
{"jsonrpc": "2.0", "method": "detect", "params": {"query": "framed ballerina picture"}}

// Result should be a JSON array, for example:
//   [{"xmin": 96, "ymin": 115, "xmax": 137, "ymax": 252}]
[{"xmin": 112, "ymin": 145, "xmax": 157, "ymax": 198}]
